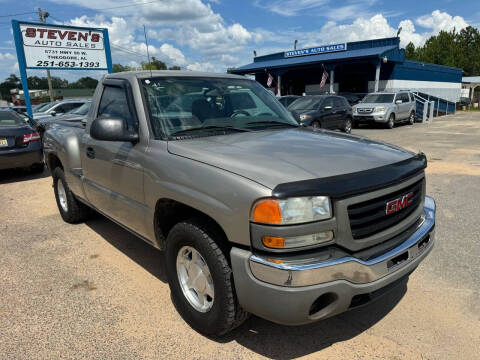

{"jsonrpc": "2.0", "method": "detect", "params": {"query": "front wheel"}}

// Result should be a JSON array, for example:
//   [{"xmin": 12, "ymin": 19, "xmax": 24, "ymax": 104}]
[
  {"xmin": 165, "ymin": 219, "xmax": 249, "ymax": 336},
  {"xmin": 386, "ymin": 113, "xmax": 395, "ymax": 129},
  {"xmin": 312, "ymin": 121, "xmax": 321, "ymax": 130},
  {"xmin": 342, "ymin": 117, "xmax": 352, "ymax": 133}
]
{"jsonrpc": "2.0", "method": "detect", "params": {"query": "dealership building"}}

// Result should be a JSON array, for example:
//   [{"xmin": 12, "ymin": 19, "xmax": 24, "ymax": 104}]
[{"xmin": 231, "ymin": 37, "xmax": 463, "ymax": 105}]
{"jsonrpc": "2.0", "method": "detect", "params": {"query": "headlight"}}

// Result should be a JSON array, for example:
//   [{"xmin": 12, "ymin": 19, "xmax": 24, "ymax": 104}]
[
  {"xmin": 299, "ymin": 114, "xmax": 311, "ymax": 121},
  {"xmin": 252, "ymin": 196, "xmax": 331, "ymax": 225},
  {"xmin": 352, "ymin": 107, "xmax": 357, "ymax": 114},
  {"xmin": 374, "ymin": 106, "xmax": 386, "ymax": 113},
  {"xmin": 262, "ymin": 231, "xmax": 334, "ymax": 249}
]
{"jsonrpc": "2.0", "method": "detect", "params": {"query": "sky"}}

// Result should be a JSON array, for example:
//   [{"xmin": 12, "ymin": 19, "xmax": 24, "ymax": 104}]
[{"xmin": 0, "ymin": 0, "xmax": 478, "ymax": 82}]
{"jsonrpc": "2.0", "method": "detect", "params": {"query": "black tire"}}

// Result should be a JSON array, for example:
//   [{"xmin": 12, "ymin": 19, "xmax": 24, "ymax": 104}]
[
  {"xmin": 52, "ymin": 167, "xmax": 90, "ymax": 223},
  {"xmin": 408, "ymin": 111, "xmax": 415, "ymax": 125},
  {"xmin": 386, "ymin": 113, "xmax": 395, "ymax": 129},
  {"xmin": 165, "ymin": 219, "xmax": 249, "ymax": 337},
  {"xmin": 312, "ymin": 121, "xmax": 321, "ymax": 130},
  {"xmin": 342, "ymin": 117, "xmax": 352, "ymax": 133}
]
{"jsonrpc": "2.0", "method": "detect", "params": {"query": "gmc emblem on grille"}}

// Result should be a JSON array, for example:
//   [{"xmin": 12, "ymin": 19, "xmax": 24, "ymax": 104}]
[{"xmin": 386, "ymin": 192, "xmax": 414, "ymax": 215}]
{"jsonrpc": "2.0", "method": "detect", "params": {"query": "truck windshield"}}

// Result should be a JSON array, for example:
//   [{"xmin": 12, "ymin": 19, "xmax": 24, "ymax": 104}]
[
  {"xmin": 141, "ymin": 76, "xmax": 298, "ymax": 138},
  {"xmin": 362, "ymin": 94, "xmax": 395, "ymax": 103}
]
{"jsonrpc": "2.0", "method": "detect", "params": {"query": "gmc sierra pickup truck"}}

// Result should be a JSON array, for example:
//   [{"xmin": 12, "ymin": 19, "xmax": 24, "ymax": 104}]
[{"xmin": 43, "ymin": 71, "xmax": 435, "ymax": 336}]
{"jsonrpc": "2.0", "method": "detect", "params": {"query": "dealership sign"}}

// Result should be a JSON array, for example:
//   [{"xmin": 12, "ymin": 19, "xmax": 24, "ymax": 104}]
[
  {"xmin": 284, "ymin": 43, "xmax": 347, "ymax": 58},
  {"xmin": 13, "ymin": 22, "xmax": 112, "ymax": 70},
  {"xmin": 12, "ymin": 20, "xmax": 112, "ymax": 117}
]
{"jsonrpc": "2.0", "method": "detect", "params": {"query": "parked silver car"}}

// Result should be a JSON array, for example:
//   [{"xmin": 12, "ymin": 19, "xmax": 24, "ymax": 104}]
[
  {"xmin": 353, "ymin": 92, "xmax": 416, "ymax": 128},
  {"xmin": 33, "ymin": 99, "xmax": 88, "ymax": 120}
]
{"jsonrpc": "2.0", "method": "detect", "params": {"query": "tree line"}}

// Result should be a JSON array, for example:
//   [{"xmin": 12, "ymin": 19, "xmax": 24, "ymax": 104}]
[
  {"xmin": 405, "ymin": 26, "xmax": 480, "ymax": 76},
  {"xmin": 0, "ymin": 57, "xmax": 182, "ymax": 100}
]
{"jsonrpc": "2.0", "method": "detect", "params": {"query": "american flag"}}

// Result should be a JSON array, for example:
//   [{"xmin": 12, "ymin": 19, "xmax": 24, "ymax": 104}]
[
  {"xmin": 267, "ymin": 73, "xmax": 274, "ymax": 87},
  {"xmin": 320, "ymin": 70, "xmax": 329, "ymax": 88}
]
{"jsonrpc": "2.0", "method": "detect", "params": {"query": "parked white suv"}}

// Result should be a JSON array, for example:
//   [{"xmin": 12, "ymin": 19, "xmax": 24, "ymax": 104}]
[{"xmin": 353, "ymin": 92, "xmax": 416, "ymax": 129}]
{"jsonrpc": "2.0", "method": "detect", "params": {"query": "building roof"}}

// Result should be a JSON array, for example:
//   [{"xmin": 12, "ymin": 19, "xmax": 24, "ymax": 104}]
[
  {"xmin": 462, "ymin": 76, "xmax": 480, "ymax": 83},
  {"xmin": 231, "ymin": 37, "xmax": 405, "ymax": 75}
]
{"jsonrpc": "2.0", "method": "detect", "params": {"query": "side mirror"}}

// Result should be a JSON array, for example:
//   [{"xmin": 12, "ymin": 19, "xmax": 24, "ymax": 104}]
[
  {"xmin": 395, "ymin": 99, "xmax": 402, "ymax": 104},
  {"xmin": 324, "ymin": 105, "xmax": 333, "ymax": 110},
  {"xmin": 90, "ymin": 118, "xmax": 139, "ymax": 142}
]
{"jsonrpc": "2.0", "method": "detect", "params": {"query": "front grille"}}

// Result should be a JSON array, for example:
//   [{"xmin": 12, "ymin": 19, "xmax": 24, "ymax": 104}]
[
  {"xmin": 357, "ymin": 108, "xmax": 373, "ymax": 113},
  {"xmin": 347, "ymin": 179, "xmax": 424, "ymax": 239}
]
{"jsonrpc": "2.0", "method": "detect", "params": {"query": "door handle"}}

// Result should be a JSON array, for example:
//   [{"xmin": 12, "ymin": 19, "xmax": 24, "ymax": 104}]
[{"xmin": 86, "ymin": 147, "xmax": 95, "ymax": 159}]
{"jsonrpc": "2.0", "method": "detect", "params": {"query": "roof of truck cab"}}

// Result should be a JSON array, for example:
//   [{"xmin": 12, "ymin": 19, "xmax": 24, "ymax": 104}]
[{"xmin": 105, "ymin": 70, "xmax": 248, "ymax": 80}]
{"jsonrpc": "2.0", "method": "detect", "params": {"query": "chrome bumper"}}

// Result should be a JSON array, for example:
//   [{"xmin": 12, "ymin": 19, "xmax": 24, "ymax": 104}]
[{"xmin": 249, "ymin": 196, "xmax": 435, "ymax": 287}]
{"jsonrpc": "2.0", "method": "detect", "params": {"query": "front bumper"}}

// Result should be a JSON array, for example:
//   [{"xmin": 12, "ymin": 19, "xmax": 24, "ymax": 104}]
[
  {"xmin": 354, "ymin": 114, "xmax": 388, "ymax": 123},
  {"xmin": 231, "ymin": 196, "xmax": 435, "ymax": 325}
]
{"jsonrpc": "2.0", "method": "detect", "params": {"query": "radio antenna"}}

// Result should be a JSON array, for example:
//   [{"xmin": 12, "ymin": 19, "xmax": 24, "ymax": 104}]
[{"xmin": 143, "ymin": 25, "xmax": 153, "ymax": 78}]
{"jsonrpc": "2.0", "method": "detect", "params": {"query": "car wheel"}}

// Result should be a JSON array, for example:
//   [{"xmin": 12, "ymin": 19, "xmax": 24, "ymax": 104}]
[
  {"xmin": 343, "ymin": 117, "xmax": 352, "ymax": 133},
  {"xmin": 52, "ymin": 167, "xmax": 90, "ymax": 223},
  {"xmin": 386, "ymin": 114, "xmax": 395, "ymax": 129},
  {"xmin": 312, "ymin": 121, "xmax": 321, "ymax": 130},
  {"xmin": 166, "ymin": 219, "xmax": 249, "ymax": 337},
  {"xmin": 408, "ymin": 111, "xmax": 415, "ymax": 125}
]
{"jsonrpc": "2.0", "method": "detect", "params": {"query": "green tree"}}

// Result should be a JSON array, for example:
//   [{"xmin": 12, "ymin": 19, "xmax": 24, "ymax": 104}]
[
  {"xmin": 69, "ymin": 77, "xmax": 99, "ymax": 89},
  {"xmin": 113, "ymin": 63, "xmax": 133, "ymax": 73},
  {"xmin": 168, "ymin": 65, "xmax": 181, "ymax": 70},
  {"xmin": 405, "ymin": 42, "xmax": 417, "ymax": 61},
  {"xmin": 404, "ymin": 26, "xmax": 480, "ymax": 76},
  {"xmin": 141, "ymin": 57, "xmax": 167, "ymax": 70},
  {"xmin": 0, "ymin": 74, "xmax": 21, "ymax": 100}
]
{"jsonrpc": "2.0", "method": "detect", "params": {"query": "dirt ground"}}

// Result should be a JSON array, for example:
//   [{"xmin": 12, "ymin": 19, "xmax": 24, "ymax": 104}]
[{"xmin": 1, "ymin": 112, "xmax": 479, "ymax": 359}]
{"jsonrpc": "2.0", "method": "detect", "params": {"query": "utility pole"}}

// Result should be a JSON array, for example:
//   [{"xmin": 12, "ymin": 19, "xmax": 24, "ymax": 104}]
[{"xmin": 38, "ymin": 8, "xmax": 54, "ymax": 102}]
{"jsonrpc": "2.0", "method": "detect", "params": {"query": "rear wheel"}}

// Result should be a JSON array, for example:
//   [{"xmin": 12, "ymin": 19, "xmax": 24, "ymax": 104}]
[
  {"xmin": 386, "ymin": 113, "xmax": 395, "ymax": 129},
  {"xmin": 52, "ymin": 167, "xmax": 90, "ymax": 223},
  {"xmin": 166, "ymin": 219, "xmax": 249, "ymax": 337},
  {"xmin": 342, "ymin": 117, "xmax": 352, "ymax": 133}
]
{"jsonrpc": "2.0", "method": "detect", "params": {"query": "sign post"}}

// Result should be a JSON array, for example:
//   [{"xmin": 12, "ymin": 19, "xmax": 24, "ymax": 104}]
[{"xmin": 11, "ymin": 20, "xmax": 113, "ymax": 117}]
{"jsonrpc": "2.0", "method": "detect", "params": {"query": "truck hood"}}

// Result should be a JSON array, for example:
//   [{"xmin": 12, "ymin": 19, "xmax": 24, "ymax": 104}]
[{"xmin": 167, "ymin": 128, "xmax": 416, "ymax": 190}]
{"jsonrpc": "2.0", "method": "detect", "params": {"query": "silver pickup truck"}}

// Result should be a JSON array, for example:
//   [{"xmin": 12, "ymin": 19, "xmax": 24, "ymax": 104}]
[{"xmin": 43, "ymin": 71, "xmax": 435, "ymax": 336}]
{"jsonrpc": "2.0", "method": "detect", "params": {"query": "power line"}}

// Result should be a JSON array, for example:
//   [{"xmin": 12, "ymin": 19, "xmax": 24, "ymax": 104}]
[{"xmin": 0, "ymin": 11, "xmax": 36, "ymax": 19}]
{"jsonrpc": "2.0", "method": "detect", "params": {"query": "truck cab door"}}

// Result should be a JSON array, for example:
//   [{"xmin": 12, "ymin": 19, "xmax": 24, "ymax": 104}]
[{"xmin": 81, "ymin": 79, "xmax": 149, "ymax": 238}]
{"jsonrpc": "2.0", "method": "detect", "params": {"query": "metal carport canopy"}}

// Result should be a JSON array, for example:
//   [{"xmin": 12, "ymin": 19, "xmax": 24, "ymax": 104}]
[{"xmin": 231, "ymin": 45, "xmax": 399, "ymax": 75}]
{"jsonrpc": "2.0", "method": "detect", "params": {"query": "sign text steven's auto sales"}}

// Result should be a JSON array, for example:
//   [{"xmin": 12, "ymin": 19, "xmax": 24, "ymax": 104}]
[
  {"xmin": 20, "ymin": 24, "xmax": 108, "ymax": 70},
  {"xmin": 284, "ymin": 43, "xmax": 347, "ymax": 58}
]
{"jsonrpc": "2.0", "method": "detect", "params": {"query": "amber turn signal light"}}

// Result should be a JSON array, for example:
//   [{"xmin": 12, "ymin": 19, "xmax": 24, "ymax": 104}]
[
  {"xmin": 252, "ymin": 200, "xmax": 282, "ymax": 224},
  {"xmin": 262, "ymin": 236, "xmax": 285, "ymax": 249}
]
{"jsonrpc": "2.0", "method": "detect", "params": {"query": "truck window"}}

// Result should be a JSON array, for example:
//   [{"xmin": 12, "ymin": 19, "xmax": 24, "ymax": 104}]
[{"xmin": 97, "ymin": 86, "xmax": 134, "ymax": 128}]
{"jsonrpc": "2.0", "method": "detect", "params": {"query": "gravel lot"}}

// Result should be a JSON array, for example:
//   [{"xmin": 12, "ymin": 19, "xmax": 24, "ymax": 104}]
[{"xmin": 1, "ymin": 112, "xmax": 479, "ymax": 359}]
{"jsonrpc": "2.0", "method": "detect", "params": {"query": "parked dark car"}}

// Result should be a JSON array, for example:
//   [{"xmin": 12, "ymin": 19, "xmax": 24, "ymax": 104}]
[
  {"xmin": 0, "ymin": 109, "xmax": 43, "ymax": 172},
  {"xmin": 288, "ymin": 95, "xmax": 353, "ymax": 133},
  {"xmin": 10, "ymin": 106, "xmax": 27, "ymax": 115},
  {"xmin": 278, "ymin": 95, "xmax": 300, "ymax": 108}
]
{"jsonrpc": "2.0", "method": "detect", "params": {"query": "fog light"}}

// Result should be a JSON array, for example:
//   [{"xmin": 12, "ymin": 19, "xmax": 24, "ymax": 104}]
[{"xmin": 262, "ymin": 231, "xmax": 333, "ymax": 249}]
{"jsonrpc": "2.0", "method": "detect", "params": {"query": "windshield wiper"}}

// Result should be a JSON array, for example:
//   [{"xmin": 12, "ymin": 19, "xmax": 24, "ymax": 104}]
[
  {"xmin": 170, "ymin": 125, "xmax": 250, "ymax": 136},
  {"xmin": 246, "ymin": 120, "xmax": 298, "ymax": 127}
]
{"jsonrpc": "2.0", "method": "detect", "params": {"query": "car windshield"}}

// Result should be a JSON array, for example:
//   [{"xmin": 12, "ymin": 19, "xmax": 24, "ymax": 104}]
[
  {"xmin": 288, "ymin": 97, "xmax": 322, "ymax": 111},
  {"xmin": 362, "ymin": 94, "xmax": 395, "ymax": 103},
  {"xmin": 0, "ymin": 110, "xmax": 26, "ymax": 127},
  {"xmin": 69, "ymin": 102, "xmax": 90, "ymax": 115},
  {"xmin": 35, "ymin": 102, "xmax": 57, "ymax": 112},
  {"xmin": 142, "ymin": 76, "xmax": 298, "ymax": 138}
]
